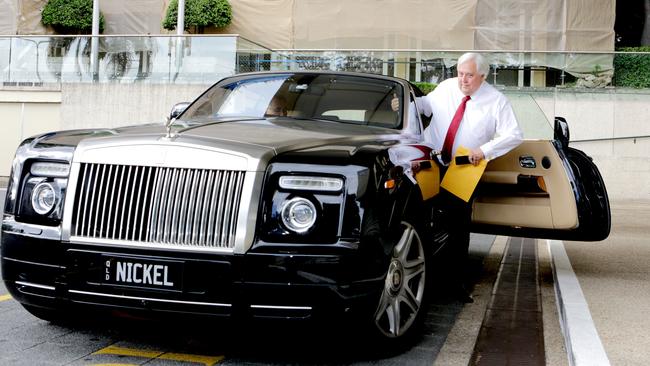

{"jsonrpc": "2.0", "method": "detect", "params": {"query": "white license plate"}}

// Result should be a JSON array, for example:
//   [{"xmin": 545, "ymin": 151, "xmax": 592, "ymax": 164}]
[{"xmin": 103, "ymin": 256, "xmax": 183, "ymax": 291}]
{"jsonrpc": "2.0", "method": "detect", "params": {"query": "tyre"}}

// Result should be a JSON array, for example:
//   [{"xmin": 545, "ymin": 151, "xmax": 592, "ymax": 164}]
[{"xmin": 371, "ymin": 220, "xmax": 428, "ymax": 345}]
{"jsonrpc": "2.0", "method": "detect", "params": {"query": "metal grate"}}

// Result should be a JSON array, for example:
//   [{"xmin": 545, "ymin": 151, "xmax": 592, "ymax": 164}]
[{"xmin": 71, "ymin": 163, "xmax": 245, "ymax": 249}]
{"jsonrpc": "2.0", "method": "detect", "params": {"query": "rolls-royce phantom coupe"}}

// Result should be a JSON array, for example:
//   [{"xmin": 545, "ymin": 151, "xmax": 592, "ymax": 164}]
[{"xmin": 1, "ymin": 71, "xmax": 610, "ymax": 346}]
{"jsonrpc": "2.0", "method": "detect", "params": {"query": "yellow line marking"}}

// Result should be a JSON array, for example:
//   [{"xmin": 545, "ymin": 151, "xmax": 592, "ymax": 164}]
[
  {"xmin": 159, "ymin": 352, "xmax": 225, "ymax": 365},
  {"xmin": 94, "ymin": 345, "xmax": 162, "ymax": 358},
  {"xmin": 0, "ymin": 294, "xmax": 12, "ymax": 302},
  {"xmin": 93, "ymin": 345, "xmax": 224, "ymax": 366}
]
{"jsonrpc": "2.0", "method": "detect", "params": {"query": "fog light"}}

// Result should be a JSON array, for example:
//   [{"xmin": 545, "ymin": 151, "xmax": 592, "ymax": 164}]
[
  {"xmin": 31, "ymin": 182, "xmax": 56, "ymax": 215},
  {"xmin": 281, "ymin": 197, "xmax": 317, "ymax": 233}
]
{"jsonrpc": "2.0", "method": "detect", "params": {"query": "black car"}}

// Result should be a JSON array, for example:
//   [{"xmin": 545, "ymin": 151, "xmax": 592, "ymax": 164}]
[{"xmin": 1, "ymin": 71, "xmax": 610, "ymax": 346}]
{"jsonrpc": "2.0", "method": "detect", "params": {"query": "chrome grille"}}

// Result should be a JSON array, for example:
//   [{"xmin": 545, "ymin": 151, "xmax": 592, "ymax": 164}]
[{"xmin": 71, "ymin": 163, "xmax": 245, "ymax": 249}]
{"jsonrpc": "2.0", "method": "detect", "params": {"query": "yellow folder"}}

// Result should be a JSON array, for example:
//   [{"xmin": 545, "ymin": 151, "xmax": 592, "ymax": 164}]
[
  {"xmin": 440, "ymin": 146, "xmax": 487, "ymax": 202},
  {"xmin": 414, "ymin": 160, "xmax": 440, "ymax": 200}
]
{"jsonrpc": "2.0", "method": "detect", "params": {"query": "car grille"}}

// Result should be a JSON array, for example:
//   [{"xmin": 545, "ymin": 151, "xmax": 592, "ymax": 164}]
[{"xmin": 71, "ymin": 163, "xmax": 245, "ymax": 249}]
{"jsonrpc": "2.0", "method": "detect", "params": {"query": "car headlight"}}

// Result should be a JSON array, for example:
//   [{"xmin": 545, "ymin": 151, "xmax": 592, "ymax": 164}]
[
  {"xmin": 281, "ymin": 197, "xmax": 317, "ymax": 234},
  {"xmin": 16, "ymin": 160, "xmax": 70, "ymax": 226},
  {"xmin": 31, "ymin": 182, "xmax": 57, "ymax": 215}
]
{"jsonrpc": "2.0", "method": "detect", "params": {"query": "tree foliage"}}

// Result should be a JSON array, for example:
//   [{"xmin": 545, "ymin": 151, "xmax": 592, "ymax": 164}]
[
  {"xmin": 41, "ymin": 0, "xmax": 105, "ymax": 34},
  {"xmin": 163, "ymin": 0, "xmax": 233, "ymax": 32},
  {"xmin": 614, "ymin": 47, "xmax": 650, "ymax": 88},
  {"xmin": 413, "ymin": 82, "xmax": 437, "ymax": 95}
]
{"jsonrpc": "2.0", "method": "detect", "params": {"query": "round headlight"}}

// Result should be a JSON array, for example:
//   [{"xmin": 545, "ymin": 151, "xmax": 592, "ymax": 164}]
[
  {"xmin": 31, "ymin": 182, "xmax": 57, "ymax": 215},
  {"xmin": 281, "ymin": 197, "xmax": 317, "ymax": 234}
]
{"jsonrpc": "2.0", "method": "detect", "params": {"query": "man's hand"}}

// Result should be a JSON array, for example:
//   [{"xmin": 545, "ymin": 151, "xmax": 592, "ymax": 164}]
[
  {"xmin": 468, "ymin": 148, "xmax": 485, "ymax": 166},
  {"xmin": 390, "ymin": 93, "xmax": 399, "ymax": 112}
]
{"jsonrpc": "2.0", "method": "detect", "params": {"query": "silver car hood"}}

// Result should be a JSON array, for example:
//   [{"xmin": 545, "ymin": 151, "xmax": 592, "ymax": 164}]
[{"xmin": 72, "ymin": 119, "xmax": 395, "ymax": 171}]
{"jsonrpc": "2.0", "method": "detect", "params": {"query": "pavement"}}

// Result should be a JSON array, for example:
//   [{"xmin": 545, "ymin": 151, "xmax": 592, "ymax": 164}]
[{"xmin": 562, "ymin": 199, "xmax": 650, "ymax": 366}]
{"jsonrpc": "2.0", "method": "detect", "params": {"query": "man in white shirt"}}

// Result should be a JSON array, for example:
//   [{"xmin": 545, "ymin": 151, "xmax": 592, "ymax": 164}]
[
  {"xmin": 419, "ymin": 53, "xmax": 523, "ymax": 165},
  {"xmin": 419, "ymin": 52, "xmax": 523, "ymax": 302}
]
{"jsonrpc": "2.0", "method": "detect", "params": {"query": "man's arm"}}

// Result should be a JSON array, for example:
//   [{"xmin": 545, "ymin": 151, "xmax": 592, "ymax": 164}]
[{"xmin": 478, "ymin": 99, "xmax": 523, "ymax": 161}]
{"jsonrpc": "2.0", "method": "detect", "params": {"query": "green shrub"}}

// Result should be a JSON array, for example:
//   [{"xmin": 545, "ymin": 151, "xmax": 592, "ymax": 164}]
[
  {"xmin": 163, "ymin": 0, "xmax": 233, "ymax": 32},
  {"xmin": 614, "ymin": 47, "xmax": 650, "ymax": 88},
  {"xmin": 413, "ymin": 82, "xmax": 437, "ymax": 95},
  {"xmin": 41, "ymin": 0, "xmax": 105, "ymax": 34}
]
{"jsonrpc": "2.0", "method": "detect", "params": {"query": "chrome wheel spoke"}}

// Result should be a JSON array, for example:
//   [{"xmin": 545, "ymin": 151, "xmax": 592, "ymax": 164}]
[
  {"xmin": 394, "ymin": 226, "xmax": 414, "ymax": 261},
  {"xmin": 387, "ymin": 297, "xmax": 400, "ymax": 336},
  {"xmin": 399, "ymin": 289, "xmax": 419, "ymax": 315},
  {"xmin": 404, "ymin": 260, "xmax": 425, "ymax": 280},
  {"xmin": 374, "ymin": 290, "xmax": 391, "ymax": 322}
]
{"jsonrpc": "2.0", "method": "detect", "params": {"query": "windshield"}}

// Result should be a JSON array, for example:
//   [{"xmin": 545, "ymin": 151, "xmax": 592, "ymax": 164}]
[{"xmin": 181, "ymin": 73, "xmax": 404, "ymax": 129}]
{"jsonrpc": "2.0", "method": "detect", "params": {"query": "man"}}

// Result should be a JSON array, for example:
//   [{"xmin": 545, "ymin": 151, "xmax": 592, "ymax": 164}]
[
  {"xmin": 265, "ymin": 95, "xmax": 288, "ymax": 117},
  {"xmin": 419, "ymin": 52, "xmax": 523, "ymax": 302}
]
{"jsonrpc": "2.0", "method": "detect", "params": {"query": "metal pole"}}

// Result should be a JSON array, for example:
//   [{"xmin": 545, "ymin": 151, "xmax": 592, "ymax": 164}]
[
  {"xmin": 175, "ymin": 0, "xmax": 185, "ymax": 70},
  {"xmin": 177, "ymin": 0, "xmax": 185, "ymax": 34},
  {"xmin": 90, "ymin": 0, "xmax": 100, "ymax": 80}
]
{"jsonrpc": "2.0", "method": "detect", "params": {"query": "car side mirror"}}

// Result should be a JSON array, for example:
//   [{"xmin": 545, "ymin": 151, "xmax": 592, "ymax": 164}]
[
  {"xmin": 169, "ymin": 102, "xmax": 190, "ymax": 120},
  {"xmin": 554, "ymin": 116, "xmax": 570, "ymax": 152}
]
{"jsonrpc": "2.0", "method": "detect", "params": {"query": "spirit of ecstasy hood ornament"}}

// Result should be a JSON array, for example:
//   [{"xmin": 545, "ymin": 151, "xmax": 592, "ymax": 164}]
[{"xmin": 164, "ymin": 116, "xmax": 176, "ymax": 139}]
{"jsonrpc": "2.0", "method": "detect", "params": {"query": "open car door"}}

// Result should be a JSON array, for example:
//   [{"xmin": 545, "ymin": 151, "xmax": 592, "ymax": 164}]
[{"xmin": 471, "ymin": 94, "xmax": 611, "ymax": 241}]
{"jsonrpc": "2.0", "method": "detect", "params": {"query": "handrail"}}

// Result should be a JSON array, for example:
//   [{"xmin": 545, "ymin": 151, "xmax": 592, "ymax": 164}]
[{"xmin": 572, "ymin": 135, "xmax": 650, "ymax": 143}]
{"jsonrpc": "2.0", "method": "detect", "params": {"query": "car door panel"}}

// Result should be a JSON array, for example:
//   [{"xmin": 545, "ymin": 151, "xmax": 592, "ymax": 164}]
[
  {"xmin": 472, "ymin": 140, "xmax": 578, "ymax": 230},
  {"xmin": 471, "ymin": 138, "xmax": 610, "ymax": 241}
]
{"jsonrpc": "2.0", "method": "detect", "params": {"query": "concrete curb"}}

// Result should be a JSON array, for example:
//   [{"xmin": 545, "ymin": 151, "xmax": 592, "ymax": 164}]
[{"xmin": 548, "ymin": 240, "xmax": 610, "ymax": 366}]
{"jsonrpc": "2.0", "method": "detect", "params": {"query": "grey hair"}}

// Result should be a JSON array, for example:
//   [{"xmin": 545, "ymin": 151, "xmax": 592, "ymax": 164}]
[{"xmin": 458, "ymin": 52, "xmax": 490, "ymax": 77}]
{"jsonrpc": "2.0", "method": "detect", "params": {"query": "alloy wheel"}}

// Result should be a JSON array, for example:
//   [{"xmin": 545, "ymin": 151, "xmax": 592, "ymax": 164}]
[{"xmin": 374, "ymin": 221, "xmax": 426, "ymax": 338}]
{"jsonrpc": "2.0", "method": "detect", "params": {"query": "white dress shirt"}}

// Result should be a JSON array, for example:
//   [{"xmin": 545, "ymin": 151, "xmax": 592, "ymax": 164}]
[{"xmin": 418, "ymin": 78, "xmax": 523, "ymax": 162}]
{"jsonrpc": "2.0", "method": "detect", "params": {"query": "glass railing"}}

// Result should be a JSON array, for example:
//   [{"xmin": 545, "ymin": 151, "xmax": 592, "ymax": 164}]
[
  {"xmin": 1, "ymin": 36, "xmax": 649, "ymax": 91},
  {"xmin": 0, "ymin": 35, "xmax": 273, "ymax": 85}
]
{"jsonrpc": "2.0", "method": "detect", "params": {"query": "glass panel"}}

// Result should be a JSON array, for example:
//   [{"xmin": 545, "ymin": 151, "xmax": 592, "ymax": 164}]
[{"xmin": 502, "ymin": 91, "xmax": 554, "ymax": 140}]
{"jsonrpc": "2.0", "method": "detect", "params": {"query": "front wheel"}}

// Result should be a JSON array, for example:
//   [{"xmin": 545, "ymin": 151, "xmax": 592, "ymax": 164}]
[{"xmin": 373, "ymin": 220, "xmax": 427, "ymax": 341}]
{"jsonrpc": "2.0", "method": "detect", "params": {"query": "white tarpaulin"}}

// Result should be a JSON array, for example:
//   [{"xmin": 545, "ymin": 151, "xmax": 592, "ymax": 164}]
[
  {"xmin": 1, "ymin": 0, "xmax": 18, "ymax": 34},
  {"xmin": 101, "ymin": 0, "xmax": 167, "ymax": 35},
  {"xmin": 7, "ymin": 0, "xmax": 615, "ymax": 74}
]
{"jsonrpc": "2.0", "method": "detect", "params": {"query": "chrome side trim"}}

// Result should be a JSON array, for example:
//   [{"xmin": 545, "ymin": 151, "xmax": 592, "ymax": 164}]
[
  {"xmin": 234, "ymin": 171, "xmax": 263, "ymax": 254},
  {"xmin": 68, "ymin": 290, "xmax": 231, "ymax": 308},
  {"xmin": 1, "ymin": 215, "xmax": 62, "ymax": 240},
  {"xmin": 15, "ymin": 281, "xmax": 56, "ymax": 291},
  {"xmin": 250, "ymin": 305, "xmax": 312, "ymax": 310},
  {"xmin": 68, "ymin": 236, "xmax": 235, "ymax": 254},
  {"xmin": 3, "ymin": 257, "xmax": 64, "ymax": 269}
]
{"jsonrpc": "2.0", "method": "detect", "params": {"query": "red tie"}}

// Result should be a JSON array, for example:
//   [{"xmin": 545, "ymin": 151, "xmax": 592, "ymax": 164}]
[{"xmin": 441, "ymin": 95, "xmax": 471, "ymax": 164}]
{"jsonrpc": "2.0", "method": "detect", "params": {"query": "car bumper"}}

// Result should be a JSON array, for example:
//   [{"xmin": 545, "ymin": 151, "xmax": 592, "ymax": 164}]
[{"xmin": 1, "ymin": 231, "xmax": 385, "ymax": 320}]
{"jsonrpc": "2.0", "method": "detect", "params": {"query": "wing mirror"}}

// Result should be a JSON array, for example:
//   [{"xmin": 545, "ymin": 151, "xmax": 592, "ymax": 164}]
[
  {"xmin": 169, "ymin": 102, "xmax": 190, "ymax": 120},
  {"xmin": 554, "ymin": 116, "xmax": 570, "ymax": 152}
]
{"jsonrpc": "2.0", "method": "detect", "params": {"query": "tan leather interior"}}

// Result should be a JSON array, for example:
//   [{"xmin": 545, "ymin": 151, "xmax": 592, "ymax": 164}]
[{"xmin": 472, "ymin": 140, "xmax": 578, "ymax": 229}]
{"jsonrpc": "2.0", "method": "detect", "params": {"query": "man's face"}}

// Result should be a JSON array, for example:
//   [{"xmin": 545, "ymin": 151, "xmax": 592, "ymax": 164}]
[
  {"xmin": 265, "ymin": 99, "xmax": 287, "ymax": 116},
  {"xmin": 457, "ymin": 60, "xmax": 484, "ymax": 96}
]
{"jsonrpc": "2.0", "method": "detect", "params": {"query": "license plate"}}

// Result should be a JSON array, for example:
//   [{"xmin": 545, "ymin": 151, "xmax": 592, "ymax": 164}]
[{"xmin": 102, "ymin": 256, "xmax": 183, "ymax": 291}]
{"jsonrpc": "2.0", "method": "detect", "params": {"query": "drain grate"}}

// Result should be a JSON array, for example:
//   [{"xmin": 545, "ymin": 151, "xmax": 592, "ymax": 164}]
[{"xmin": 470, "ymin": 237, "xmax": 545, "ymax": 365}]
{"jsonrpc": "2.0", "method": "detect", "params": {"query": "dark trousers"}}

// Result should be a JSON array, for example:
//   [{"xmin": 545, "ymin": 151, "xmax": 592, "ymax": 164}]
[{"xmin": 436, "ymin": 166, "xmax": 474, "ymax": 286}]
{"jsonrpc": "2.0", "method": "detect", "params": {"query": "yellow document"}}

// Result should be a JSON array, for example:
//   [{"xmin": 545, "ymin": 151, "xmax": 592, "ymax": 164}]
[
  {"xmin": 414, "ymin": 160, "xmax": 440, "ymax": 200},
  {"xmin": 440, "ymin": 146, "xmax": 488, "ymax": 202}
]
